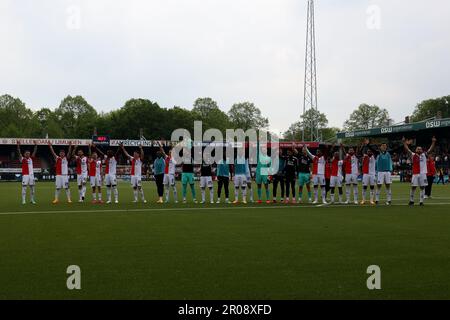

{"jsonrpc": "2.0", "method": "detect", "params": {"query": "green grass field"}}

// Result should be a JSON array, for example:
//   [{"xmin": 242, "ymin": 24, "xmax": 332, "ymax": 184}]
[{"xmin": 0, "ymin": 180, "xmax": 449, "ymax": 300}]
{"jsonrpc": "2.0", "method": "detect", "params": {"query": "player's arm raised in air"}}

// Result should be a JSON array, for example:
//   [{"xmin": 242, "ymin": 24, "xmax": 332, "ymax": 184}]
[
  {"xmin": 115, "ymin": 146, "xmax": 122, "ymax": 158},
  {"xmin": 48, "ymin": 141, "xmax": 58, "ymax": 160},
  {"xmin": 94, "ymin": 145, "xmax": 105, "ymax": 158},
  {"xmin": 158, "ymin": 141, "xmax": 167, "ymax": 158},
  {"xmin": 120, "ymin": 143, "xmax": 133, "ymax": 160},
  {"xmin": 16, "ymin": 140, "xmax": 23, "ymax": 161},
  {"xmin": 31, "ymin": 140, "xmax": 38, "ymax": 158},
  {"xmin": 303, "ymin": 145, "xmax": 314, "ymax": 160},
  {"xmin": 70, "ymin": 145, "xmax": 78, "ymax": 159},
  {"xmin": 427, "ymin": 136, "xmax": 437, "ymax": 154},
  {"xmin": 402, "ymin": 137, "xmax": 413, "ymax": 156},
  {"xmin": 67, "ymin": 141, "xmax": 73, "ymax": 159},
  {"xmin": 139, "ymin": 144, "xmax": 144, "ymax": 160}
]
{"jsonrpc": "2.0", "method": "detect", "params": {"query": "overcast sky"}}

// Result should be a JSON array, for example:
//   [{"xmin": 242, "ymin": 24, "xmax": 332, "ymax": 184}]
[{"xmin": 1, "ymin": 0, "xmax": 449, "ymax": 134}]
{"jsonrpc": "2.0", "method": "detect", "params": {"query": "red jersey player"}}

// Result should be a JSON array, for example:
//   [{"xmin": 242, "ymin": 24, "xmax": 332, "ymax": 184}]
[
  {"xmin": 120, "ymin": 143, "xmax": 147, "ymax": 203},
  {"xmin": 71, "ymin": 145, "xmax": 88, "ymax": 202},
  {"xmin": 341, "ymin": 144, "xmax": 359, "ymax": 204},
  {"xmin": 17, "ymin": 140, "xmax": 38, "ymax": 205},
  {"xmin": 304, "ymin": 145, "xmax": 327, "ymax": 204},
  {"xmin": 94, "ymin": 146, "xmax": 121, "ymax": 204},
  {"xmin": 403, "ymin": 136, "xmax": 436, "ymax": 206},
  {"xmin": 329, "ymin": 151, "xmax": 344, "ymax": 204},
  {"xmin": 88, "ymin": 144, "xmax": 103, "ymax": 204},
  {"xmin": 360, "ymin": 139, "xmax": 376, "ymax": 205},
  {"xmin": 48, "ymin": 141, "xmax": 72, "ymax": 204}
]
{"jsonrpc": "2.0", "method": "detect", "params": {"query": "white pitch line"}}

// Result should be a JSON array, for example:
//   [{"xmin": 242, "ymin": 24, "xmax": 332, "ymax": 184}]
[{"xmin": 0, "ymin": 202, "xmax": 449, "ymax": 216}]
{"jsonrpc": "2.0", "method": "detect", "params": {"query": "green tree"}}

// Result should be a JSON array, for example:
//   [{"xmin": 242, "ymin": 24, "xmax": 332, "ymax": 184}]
[
  {"xmin": 55, "ymin": 95, "xmax": 98, "ymax": 138},
  {"xmin": 344, "ymin": 104, "xmax": 391, "ymax": 131},
  {"xmin": 410, "ymin": 96, "xmax": 450, "ymax": 122},
  {"xmin": 284, "ymin": 109, "xmax": 337, "ymax": 141},
  {"xmin": 192, "ymin": 97, "xmax": 230, "ymax": 132},
  {"xmin": 228, "ymin": 102, "xmax": 269, "ymax": 131},
  {"xmin": 34, "ymin": 108, "xmax": 64, "ymax": 138},
  {"xmin": 0, "ymin": 94, "xmax": 40, "ymax": 137}
]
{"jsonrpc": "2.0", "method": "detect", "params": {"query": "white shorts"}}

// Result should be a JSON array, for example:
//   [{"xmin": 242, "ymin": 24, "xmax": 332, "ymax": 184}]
[
  {"xmin": 312, "ymin": 174, "xmax": 326, "ymax": 186},
  {"xmin": 377, "ymin": 172, "xmax": 392, "ymax": 185},
  {"xmin": 345, "ymin": 173, "xmax": 358, "ymax": 185},
  {"xmin": 56, "ymin": 175, "xmax": 69, "ymax": 189},
  {"xmin": 330, "ymin": 176, "xmax": 343, "ymax": 188},
  {"xmin": 131, "ymin": 176, "xmax": 142, "ymax": 187},
  {"xmin": 200, "ymin": 176, "xmax": 213, "ymax": 188},
  {"xmin": 77, "ymin": 174, "xmax": 88, "ymax": 186},
  {"xmin": 411, "ymin": 174, "xmax": 428, "ymax": 187},
  {"xmin": 22, "ymin": 174, "xmax": 35, "ymax": 186},
  {"xmin": 163, "ymin": 174, "xmax": 175, "ymax": 186},
  {"xmin": 362, "ymin": 174, "xmax": 376, "ymax": 187},
  {"xmin": 90, "ymin": 175, "xmax": 102, "ymax": 187},
  {"xmin": 105, "ymin": 174, "xmax": 117, "ymax": 186},
  {"xmin": 233, "ymin": 174, "xmax": 247, "ymax": 187}
]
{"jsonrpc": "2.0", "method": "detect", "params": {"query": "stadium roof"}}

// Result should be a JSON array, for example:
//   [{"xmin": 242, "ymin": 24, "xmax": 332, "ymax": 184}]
[{"xmin": 336, "ymin": 118, "xmax": 450, "ymax": 139}]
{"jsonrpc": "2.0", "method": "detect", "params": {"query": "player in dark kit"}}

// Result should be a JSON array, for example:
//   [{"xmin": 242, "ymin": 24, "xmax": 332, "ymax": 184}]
[
  {"xmin": 283, "ymin": 148, "xmax": 298, "ymax": 204},
  {"xmin": 272, "ymin": 153, "xmax": 286, "ymax": 203},
  {"xmin": 296, "ymin": 148, "xmax": 312, "ymax": 203},
  {"xmin": 181, "ymin": 158, "xmax": 197, "ymax": 203}
]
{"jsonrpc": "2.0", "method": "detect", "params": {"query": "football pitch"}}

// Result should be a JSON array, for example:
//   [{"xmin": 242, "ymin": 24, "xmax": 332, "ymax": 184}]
[{"xmin": 0, "ymin": 181, "xmax": 449, "ymax": 300}]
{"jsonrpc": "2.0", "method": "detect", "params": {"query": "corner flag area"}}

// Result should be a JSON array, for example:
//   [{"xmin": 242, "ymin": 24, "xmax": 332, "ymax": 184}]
[{"xmin": 1, "ymin": 181, "xmax": 449, "ymax": 299}]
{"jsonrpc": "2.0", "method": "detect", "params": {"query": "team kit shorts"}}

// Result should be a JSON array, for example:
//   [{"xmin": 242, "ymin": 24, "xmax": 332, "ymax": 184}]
[
  {"xmin": 200, "ymin": 176, "xmax": 213, "ymax": 188},
  {"xmin": 312, "ymin": 174, "xmax": 325, "ymax": 186},
  {"xmin": 362, "ymin": 174, "xmax": 376, "ymax": 187},
  {"xmin": 163, "ymin": 174, "xmax": 175, "ymax": 186},
  {"xmin": 255, "ymin": 173, "xmax": 269, "ymax": 185},
  {"xmin": 330, "ymin": 176, "xmax": 343, "ymax": 188},
  {"xmin": 56, "ymin": 175, "xmax": 70, "ymax": 189},
  {"xmin": 233, "ymin": 174, "xmax": 247, "ymax": 187},
  {"xmin": 181, "ymin": 173, "xmax": 195, "ymax": 185},
  {"xmin": 131, "ymin": 176, "xmax": 142, "ymax": 187},
  {"xmin": 105, "ymin": 174, "xmax": 117, "ymax": 186},
  {"xmin": 22, "ymin": 174, "xmax": 36, "ymax": 186},
  {"xmin": 90, "ymin": 175, "xmax": 102, "ymax": 187},
  {"xmin": 411, "ymin": 173, "xmax": 428, "ymax": 187},
  {"xmin": 345, "ymin": 173, "xmax": 358, "ymax": 184},
  {"xmin": 298, "ymin": 173, "xmax": 311, "ymax": 186},
  {"xmin": 77, "ymin": 174, "xmax": 88, "ymax": 186},
  {"xmin": 377, "ymin": 172, "xmax": 392, "ymax": 185}
]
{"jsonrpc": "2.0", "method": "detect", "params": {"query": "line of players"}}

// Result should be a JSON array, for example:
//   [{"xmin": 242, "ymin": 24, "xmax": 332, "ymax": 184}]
[{"xmin": 17, "ymin": 136, "xmax": 437, "ymax": 206}]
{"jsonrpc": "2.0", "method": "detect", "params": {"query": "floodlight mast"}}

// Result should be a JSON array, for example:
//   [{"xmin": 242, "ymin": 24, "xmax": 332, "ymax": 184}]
[{"xmin": 302, "ymin": 0, "xmax": 319, "ymax": 142}]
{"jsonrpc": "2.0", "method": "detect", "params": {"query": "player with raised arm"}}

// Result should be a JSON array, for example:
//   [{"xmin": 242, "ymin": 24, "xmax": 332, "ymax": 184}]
[
  {"xmin": 403, "ymin": 136, "xmax": 436, "ymax": 206},
  {"xmin": 360, "ymin": 139, "xmax": 376, "ymax": 205},
  {"xmin": 200, "ymin": 157, "xmax": 214, "ymax": 204},
  {"xmin": 304, "ymin": 145, "xmax": 327, "ymax": 204},
  {"xmin": 341, "ymin": 144, "xmax": 359, "ymax": 205},
  {"xmin": 121, "ymin": 143, "xmax": 147, "ymax": 203},
  {"xmin": 48, "ymin": 141, "xmax": 72, "ymax": 204},
  {"xmin": 17, "ymin": 140, "xmax": 38, "ymax": 204},
  {"xmin": 158, "ymin": 143, "xmax": 178, "ymax": 203},
  {"xmin": 88, "ymin": 144, "xmax": 103, "ymax": 204},
  {"xmin": 95, "ymin": 145, "xmax": 121, "ymax": 204},
  {"xmin": 329, "ymin": 151, "xmax": 344, "ymax": 204},
  {"xmin": 375, "ymin": 142, "xmax": 393, "ymax": 205},
  {"xmin": 71, "ymin": 145, "xmax": 88, "ymax": 202}
]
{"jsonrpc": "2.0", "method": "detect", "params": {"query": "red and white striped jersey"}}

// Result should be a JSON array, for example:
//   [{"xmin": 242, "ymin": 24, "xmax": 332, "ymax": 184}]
[
  {"xmin": 164, "ymin": 156, "xmax": 176, "ymax": 175},
  {"xmin": 312, "ymin": 156, "xmax": 325, "ymax": 175},
  {"xmin": 362, "ymin": 155, "xmax": 376, "ymax": 175},
  {"xmin": 344, "ymin": 154, "xmax": 359, "ymax": 175},
  {"xmin": 21, "ymin": 157, "xmax": 34, "ymax": 175},
  {"xmin": 89, "ymin": 159, "xmax": 102, "ymax": 177},
  {"xmin": 104, "ymin": 156, "xmax": 117, "ymax": 175},
  {"xmin": 131, "ymin": 158, "xmax": 142, "ymax": 177},
  {"xmin": 412, "ymin": 153, "xmax": 427, "ymax": 175},
  {"xmin": 75, "ymin": 156, "xmax": 88, "ymax": 175},
  {"xmin": 56, "ymin": 157, "xmax": 68, "ymax": 175},
  {"xmin": 331, "ymin": 158, "xmax": 343, "ymax": 177}
]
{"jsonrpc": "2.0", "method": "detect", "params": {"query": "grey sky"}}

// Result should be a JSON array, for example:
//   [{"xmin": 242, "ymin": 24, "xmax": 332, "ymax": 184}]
[{"xmin": 1, "ymin": 0, "xmax": 449, "ymax": 135}]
